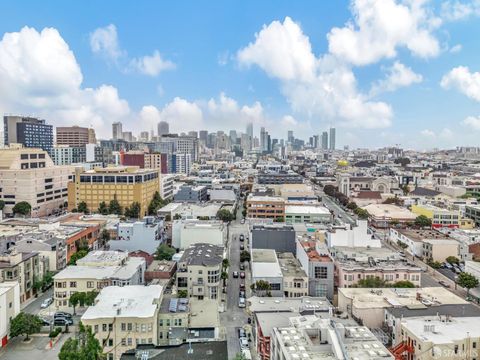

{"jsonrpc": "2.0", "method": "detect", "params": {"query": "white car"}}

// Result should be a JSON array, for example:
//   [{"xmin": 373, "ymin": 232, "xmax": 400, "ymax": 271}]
[
  {"xmin": 40, "ymin": 297, "xmax": 53, "ymax": 309},
  {"xmin": 239, "ymin": 337, "xmax": 249, "ymax": 349}
]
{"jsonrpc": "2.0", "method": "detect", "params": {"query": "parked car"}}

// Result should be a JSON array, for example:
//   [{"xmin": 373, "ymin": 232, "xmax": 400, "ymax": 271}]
[
  {"xmin": 40, "ymin": 297, "xmax": 53, "ymax": 309},
  {"xmin": 239, "ymin": 290, "xmax": 246, "ymax": 298},
  {"xmin": 240, "ymin": 283, "xmax": 245, "ymax": 290},
  {"xmin": 439, "ymin": 280, "xmax": 450, "ymax": 288},
  {"xmin": 40, "ymin": 317, "xmax": 50, "ymax": 326},
  {"xmin": 239, "ymin": 235, "xmax": 244, "ymax": 242},
  {"xmin": 241, "ymin": 219, "xmax": 245, "ymax": 224},
  {"xmin": 239, "ymin": 264, "xmax": 245, "ymax": 270},
  {"xmin": 54, "ymin": 312, "xmax": 73, "ymax": 319},
  {"xmin": 233, "ymin": 271, "xmax": 239, "ymax": 278},
  {"xmin": 240, "ymin": 244, "xmax": 245, "ymax": 250},
  {"xmin": 240, "ymin": 272, "xmax": 245, "ymax": 279},
  {"xmin": 238, "ymin": 328, "xmax": 246, "ymax": 338},
  {"xmin": 445, "ymin": 263, "xmax": 453, "ymax": 269},
  {"xmin": 53, "ymin": 317, "xmax": 73, "ymax": 326},
  {"xmin": 239, "ymin": 337, "xmax": 249, "ymax": 349},
  {"xmin": 238, "ymin": 297, "xmax": 246, "ymax": 308}
]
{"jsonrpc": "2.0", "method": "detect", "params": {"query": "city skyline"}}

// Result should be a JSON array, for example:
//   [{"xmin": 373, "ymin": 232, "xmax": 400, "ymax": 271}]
[{"xmin": 1, "ymin": 1, "xmax": 480, "ymax": 150}]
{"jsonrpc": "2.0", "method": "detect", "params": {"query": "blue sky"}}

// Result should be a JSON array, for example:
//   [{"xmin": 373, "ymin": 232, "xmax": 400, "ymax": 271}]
[{"xmin": 1, "ymin": 0, "xmax": 480, "ymax": 149}]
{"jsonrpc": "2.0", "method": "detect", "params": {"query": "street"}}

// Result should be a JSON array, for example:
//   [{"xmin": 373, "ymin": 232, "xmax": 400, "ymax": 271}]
[{"xmin": 22, "ymin": 288, "xmax": 53, "ymax": 315}]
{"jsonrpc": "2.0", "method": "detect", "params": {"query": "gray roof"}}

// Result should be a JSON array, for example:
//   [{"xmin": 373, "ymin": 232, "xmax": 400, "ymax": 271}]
[
  {"xmin": 120, "ymin": 341, "xmax": 228, "ymax": 360},
  {"xmin": 179, "ymin": 243, "xmax": 223, "ymax": 266},
  {"xmin": 410, "ymin": 187, "xmax": 442, "ymax": 197},
  {"xmin": 387, "ymin": 304, "xmax": 480, "ymax": 318}
]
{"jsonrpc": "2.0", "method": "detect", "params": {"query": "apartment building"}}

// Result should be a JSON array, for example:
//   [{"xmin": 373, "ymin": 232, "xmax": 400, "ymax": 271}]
[
  {"xmin": 0, "ymin": 282, "xmax": 20, "ymax": 348},
  {"xmin": 51, "ymin": 145, "xmax": 86, "ymax": 165},
  {"xmin": 246, "ymin": 195, "xmax": 285, "ymax": 220},
  {"xmin": 56, "ymin": 126, "xmax": 95, "ymax": 147},
  {"xmin": 176, "ymin": 243, "xmax": 223, "ymax": 302},
  {"xmin": 109, "ymin": 216, "xmax": 163, "ymax": 254},
  {"xmin": 362, "ymin": 203, "xmax": 416, "ymax": 228},
  {"xmin": 0, "ymin": 251, "xmax": 41, "ymax": 303},
  {"xmin": 422, "ymin": 239, "xmax": 460, "ymax": 262},
  {"xmin": 0, "ymin": 145, "xmax": 73, "ymax": 217},
  {"xmin": 157, "ymin": 296, "xmax": 189, "ymax": 346},
  {"xmin": 277, "ymin": 252, "xmax": 308, "ymax": 298},
  {"xmin": 326, "ymin": 220, "xmax": 381, "ymax": 248},
  {"xmin": 174, "ymin": 185, "xmax": 208, "ymax": 203},
  {"xmin": 331, "ymin": 247, "xmax": 422, "ymax": 288},
  {"xmin": 53, "ymin": 251, "xmax": 145, "ymax": 310},
  {"xmin": 144, "ymin": 153, "xmax": 168, "ymax": 173},
  {"xmin": 159, "ymin": 174, "xmax": 174, "ymax": 200},
  {"xmin": 81, "ymin": 285, "xmax": 163, "ymax": 360},
  {"xmin": 389, "ymin": 228, "xmax": 451, "ymax": 259},
  {"xmin": 68, "ymin": 166, "xmax": 160, "ymax": 217}
]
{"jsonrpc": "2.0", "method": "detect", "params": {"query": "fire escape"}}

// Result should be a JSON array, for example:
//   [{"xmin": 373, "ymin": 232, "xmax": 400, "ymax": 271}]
[{"xmin": 389, "ymin": 341, "xmax": 414, "ymax": 360}]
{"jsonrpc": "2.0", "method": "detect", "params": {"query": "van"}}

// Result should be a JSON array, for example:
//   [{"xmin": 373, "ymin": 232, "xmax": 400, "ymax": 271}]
[{"xmin": 238, "ymin": 297, "xmax": 246, "ymax": 308}]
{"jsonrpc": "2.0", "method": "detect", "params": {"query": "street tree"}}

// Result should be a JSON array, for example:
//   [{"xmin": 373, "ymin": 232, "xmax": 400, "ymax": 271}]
[
  {"xmin": 124, "ymin": 202, "xmax": 141, "ymax": 218},
  {"xmin": 457, "ymin": 272, "xmax": 479, "ymax": 295},
  {"xmin": 155, "ymin": 244, "xmax": 176, "ymax": 261},
  {"xmin": 10, "ymin": 312, "xmax": 42, "ymax": 340},
  {"xmin": 414, "ymin": 215, "xmax": 432, "ymax": 228},
  {"xmin": 216, "ymin": 209, "xmax": 234, "ymax": 222},
  {"xmin": 97, "ymin": 201, "xmax": 108, "ymax": 215},
  {"xmin": 446, "ymin": 256, "xmax": 460, "ymax": 265},
  {"xmin": 240, "ymin": 250, "xmax": 251, "ymax": 263},
  {"xmin": 12, "ymin": 201, "xmax": 31, "ymax": 216},
  {"xmin": 59, "ymin": 323, "xmax": 103, "ymax": 360},
  {"xmin": 108, "ymin": 195, "xmax": 122, "ymax": 215}
]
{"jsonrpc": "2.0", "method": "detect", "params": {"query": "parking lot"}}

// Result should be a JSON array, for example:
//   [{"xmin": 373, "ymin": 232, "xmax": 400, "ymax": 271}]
[{"xmin": 0, "ymin": 332, "xmax": 74, "ymax": 360}]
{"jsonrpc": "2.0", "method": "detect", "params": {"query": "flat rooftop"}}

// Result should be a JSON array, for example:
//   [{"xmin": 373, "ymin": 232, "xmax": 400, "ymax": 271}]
[
  {"xmin": 396, "ymin": 229, "xmax": 449, "ymax": 242},
  {"xmin": 362, "ymin": 204, "xmax": 416, "ymax": 219},
  {"xmin": 82, "ymin": 285, "xmax": 162, "ymax": 320},
  {"xmin": 278, "ymin": 252, "xmax": 308, "ymax": 278},
  {"xmin": 248, "ymin": 296, "xmax": 331, "ymax": 314},
  {"xmin": 285, "ymin": 205, "xmax": 330, "ymax": 215}
]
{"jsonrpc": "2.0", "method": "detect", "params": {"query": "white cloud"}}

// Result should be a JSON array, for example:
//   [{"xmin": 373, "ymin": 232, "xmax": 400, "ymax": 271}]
[
  {"xmin": 237, "ymin": 18, "xmax": 393, "ymax": 129},
  {"xmin": 420, "ymin": 128, "xmax": 453, "ymax": 139},
  {"xmin": 420, "ymin": 129, "xmax": 436, "ymax": 137},
  {"xmin": 281, "ymin": 115, "xmax": 298, "ymax": 127},
  {"xmin": 441, "ymin": 66, "xmax": 480, "ymax": 101},
  {"xmin": 129, "ymin": 50, "xmax": 175, "ymax": 76},
  {"xmin": 463, "ymin": 115, "xmax": 480, "ymax": 130},
  {"xmin": 237, "ymin": 17, "xmax": 316, "ymax": 82},
  {"xmin": 217, "ymin": 51, "xmax": 230, "ymax": 66},
  {"xmin": 449, "ymin": 44, "xmax": 463, "ymax": 53},
  {"xmin": 370, "ymin": 61, "xmax": 423, "ymax": 96},
  {"xmin": 441, "ymin": 0, "xmax": 480, "ymax": 21},
  {"xmin": 89, "ymin": 24, "xmax": 123, "ymax": 61},
  {"xmin": 90, "ymin": 24, "xmax": 174, "ymax": 77},
  {"xmin": 327, "ymin": 0, "xmax": 441, "ymax": 66}
]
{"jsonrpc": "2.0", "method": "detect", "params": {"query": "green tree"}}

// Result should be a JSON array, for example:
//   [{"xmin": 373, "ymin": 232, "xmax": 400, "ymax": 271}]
[
  {"xmin": 177, "ymin": 290, "xmax": 188, "ymax": 298},
  {"xmin": 124, "ymin": 202, "xmax": 141, "ymax": 218},
  {"xmin": 155, "ymin": 244, "xmax": 176, "ymax": 261},
  {"xmin": 414, "ymin": 215, "xmax": 432, "ymax": 228},
  {"xmin": 457, "ymin": 272, "xmax": 479, "ymax": 295},
  {"xmin": 397, "ymin": 240, "xmax": 408, "ymax": 249},
  {"xmin": 108, "ymin": 195, "xmax": 122, "ymax": 215},
  {"xmin": 356, "ymin": 276, "xmax": 388, "ymax": 288},
  {"xmin": 222, "ymin": 259, "xmax": 230, "ymax": 269},
  {"xmin": 77, "ymin": 201, "xmax": 89, "ymax": 214},
  {"xmin": 12, "ymin": 201, "xmax": 31, "ymax": 216},
  {"xmin": 446, "ymin": 256, "xmax": 460, "ymax": 265},
  {"xmin": 242, "ymin": 209, "xmax": 247, "ymax": 218},
  {"xmin": 97, "ymin": 201, "xmax": 108, "ymax": 215},
  {"xmin": 59, "ymin": 323, "xmax": 104, "ymax": 360},
  {"xmin": 393, "ymin": 280, "xmax": 415, "ymax": 288},
  {"xmin": 148, "ymin": 191, "xmax": 165, "ymax": 215},
  {"xmin": 10, "ymin": 312, "xmax": 42, "ymax": 340},
  {"xmin": 274, "ymin": 216, "xmax": 284, "ymax": 222},
  {"xmin": 216, "ymin": 209, "xmax": 233, "ymax": 222},
  {"xmin": 42, "ymin": 271, "xmax": 54, "ymax": 290},
  {"xmin": 0, "ymin": 200, "xmax": 5, "ymax": 211},
  {"xmin": 68, "ymin": 249, "xmax": 88, "ymax": 265},
  {"xmin": 347, "ymin": 202, "xmax": 358, "ymax": 210},
  {"xmin": 69, "ymin": 292, "xmax": 83, "ymax": 314},
  {"xmin": 323, "ymin": 185, "xmax": 337, "ymax": 196},
  {"xmin": 427, "ymin": 259, "xmax": 442, "ymax": 269},
  {"xmin": 173, "ymin": 213, "xmax": 182, "ymax": 220},
  {"xmin": 221, "ymin": 271, "xmax": 228, "ymax": 286},
  {"xmin": 353, "ymin": 207, "xmax": 369, "ymax": 220},
  {"xmin": 252, "ymin": 280, "xmax": 271, "ymax": 296},
  {"xmin": 165, "ymin": 214, "xmax": 172, "ymax": 222},
  {"xmin": 240, "ymin": 250, "xmax": 251, "ymax": 263}
]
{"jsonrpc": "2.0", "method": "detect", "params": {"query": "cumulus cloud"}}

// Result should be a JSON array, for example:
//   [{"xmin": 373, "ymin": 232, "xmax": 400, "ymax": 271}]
[
  {"xmin": 370, "ymin": 61, "xmax": 423, "ymax": 96},
  {"xmin": 327, "ymin": 0, "xmax": 441, "ymax": 66},
  {"xmin": 463, "ymin": 115, "xmax": 480, "ymax": 130},
  {"xmin": 237, "ymin": 17, "xmax": 393, "ymax": 129},
  {"xmin": 441, "ymin": 0, "xmax": 480, "ymax": 21},
  {"xmin": 90, "ymin": 24, "xmax": 174, "ymax": 77},
  {"xmin": 441, "ymin": 66, "xmax": 480, "ymax": 101}
]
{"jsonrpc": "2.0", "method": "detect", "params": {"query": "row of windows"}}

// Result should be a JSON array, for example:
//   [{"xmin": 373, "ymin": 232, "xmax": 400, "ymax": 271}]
[
  {"xmin": 80, "ymin": 173, "xmax": 158, "ymax": 184},
  {"xmin": 20, "ymin": 153, "xmax": 46, "ymax": 160}
]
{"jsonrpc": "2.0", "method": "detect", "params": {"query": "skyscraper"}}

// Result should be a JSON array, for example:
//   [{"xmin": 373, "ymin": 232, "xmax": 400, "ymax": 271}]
[
  {"xmin": 260, "ymin": 127, "xmax": 266, "ymax": 151},
  {"xmin": 287, "ymin": 130, "xmax": 294, "ymax": 143},
  {"xmin": 321, "ymin": 131, "xmax": 328, "ymax": 150},
  {"xmin": 158, "ymin": 121, "xmax": 169, "ymax": 137},
  {"xmin": 4, "ymin": 115, "xmax": 53, "ymax": 154},
  {"xmin": 112, "ymin": 122, "xmax": 123, "ymax": 140},
  {"xmin": 56, "ymin": 126, "xmax": 95, "ymax": 147},
  {"xmin": 229, "ymin": 130, "xmax": 237, "ymax": 144},
  {"xmin": 246, "ymin": 123, "xmax": 253, "ymax": 139},
  {"xmin": 199, "ymin": 130, "xmax": 208, "ymax": 145},
  {"xmin": 329, "ymin": 127, "xmax": 336, "ymax": 150}
]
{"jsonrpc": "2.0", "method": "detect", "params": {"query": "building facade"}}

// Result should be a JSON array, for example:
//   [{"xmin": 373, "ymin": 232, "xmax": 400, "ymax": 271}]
[{"xmin": 4, "ymin": 115, "xmax": 53, "ymax": 154}]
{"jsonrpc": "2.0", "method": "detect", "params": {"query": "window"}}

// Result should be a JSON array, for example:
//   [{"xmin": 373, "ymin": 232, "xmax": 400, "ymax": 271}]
[
  {"xmin": 94, "ymin": 325, "xmax": 98, "ymax": 333},
  {"xmin": 102, "ymin": 324, "xmax": 107, "ymax": 332},
  {"xmin": 87, "ymin": 281, "xmax": 94, "ymax": 288},
  {"xmin": 121, "ymin": 338, "xmax": 126, "ymax": 346},
  {"xmin": 108, "ymin": 339, "xmax": 113, "ymax": 346},
  {"xmin": 127, "ymin": 323, "xmax": 132, "ymax": 331},
  {"xmin": 21, "ymin": 154, "xmax": 28, "ymax": 160},
  {"xmin": 315, "ymin": 266, "xmax": 328, "ymax": 279},
  {"xmin": 121, "ymin": 323, "xmax": 126, "ymax": 331},
  {"xmin": 70, "ymin": 281, "xmax": 77, "ymax": 288}
]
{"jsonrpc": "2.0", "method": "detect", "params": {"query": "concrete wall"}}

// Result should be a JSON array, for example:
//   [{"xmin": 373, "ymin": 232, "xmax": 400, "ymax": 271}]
[{"xmin": 251, "ymin": 227, "xmax": 296, "ymax": 254}]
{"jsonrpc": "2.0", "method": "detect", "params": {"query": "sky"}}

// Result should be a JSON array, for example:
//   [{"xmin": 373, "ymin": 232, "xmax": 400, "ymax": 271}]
[{"xmin": 1, "ymin": 0, "xmax": 480, "ymax": 150}]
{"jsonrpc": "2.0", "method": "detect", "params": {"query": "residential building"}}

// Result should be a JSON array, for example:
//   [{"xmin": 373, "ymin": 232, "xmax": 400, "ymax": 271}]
[
  {"xmin": 157, "ymin": 296, "xmax": 190, "ymax": 346},
  {"xmin": 0, "ymin": 282, "xmax": 20, "ymax": 348},
  {"xmin": 56, "ymin": 126, "xmax": 95, "ymax": 147},
  {"xmin": 176, "ymin": 243, "xmax": 223, "ymax": 302},
  {"xmin": 159, "ymin": 174, "xmax": 174, "ymax": 200},
  {"xmin": 174, "ymin": 185, "xmax": 208, "ymax": 203},
  {"xmin": 144, "ymin": 153, "xmax": 168, "ymax": 173},
  {"xmin": 412, "ymin": 204, "xmax": 461, "ymax": 228},
  {"xmin": 296, "ymin": 238, "xmax": 334, "ymax": 299},
  {"xmin": 3, "ymin": 115, "xmax": 53, "ymax": 154},
  {"xmin": 338, "ymin": 287, "xmax": 467, "ymax": 329},
  {"xmin": 257, "ymin": 173, "xmax": 304, "ymax": 185},
  {"xmin": 53, "ymin": 251, "xmax": 146, "ymax": 310},
  {"xmin": 246, "ymin": 195, "xmax": 285, "ymax": 220},
  {"xmin": 81, "ymin": 285, "xmax": 163, "ymax": 360},
  {"xmin": 270, "ymin": 315, "xmax": 393, "ymax": 360},
  {"xmin": 109, "ymin": 216, "xmax": 163, "ymax": 254},
  {"xmin": 0, "ymin": 251, "xmax": 41, "ymax": 303},
  {"xmin": 329, "ymin": 127, "xmax": 335, "ymax": 150},
  {"xmin": 331, "ymin": 247, "xmax": 422, "ymax": 288},
  {"xmin": 172, "ymin": 220, "xmax": 226, "ymax": 249},
  {"xmin": 321, "ymin": 131, "xmax": 328, "ymax": 150},
  {"xmin": 389, "ymin": 228, "xmax": 450, "ymax": 258},
  {"xmin": 0, "ymin": 145, "xmax": 73, "ymax": 217},
  {"xmin": 422, "ymin": 239, "xmax": 460, "ymax": 262},
  {"xmin": 68, "ymin": 166, "xmax": 160, "ymax": 218},
  {"xmin": 145, "ymin": 260, "xmax": 177, "ymax": 283},
  {"xmin": 277, "ymin": 252, "xmax": 308, "ymax": 298},
  {"xmin": 465, "ymin": 205, "xmax": 480, "ymax": 227},
  {"xmin": 121, "ymin": 151, "xmax": 145, "ymax": 168},
  {"xmin": 251, "ymin": 249, "xmax": 283, "ymax": 297},
  {"xmin": 51, "ymin": 145, "xmax": 86, "ymax": 165},
  {"xmin": 251, "ymin": 224, "xmax": 297, "ymax": 254},
  {"xmin": 326, "ymin": 220, "xmax": 381, "ymax": 248}
]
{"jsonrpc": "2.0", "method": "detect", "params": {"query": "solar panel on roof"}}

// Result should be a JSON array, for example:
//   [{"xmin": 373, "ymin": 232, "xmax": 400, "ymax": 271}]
[{"xmin": 169, "ymin": 298, "xmax": 178, "ymax": 312}]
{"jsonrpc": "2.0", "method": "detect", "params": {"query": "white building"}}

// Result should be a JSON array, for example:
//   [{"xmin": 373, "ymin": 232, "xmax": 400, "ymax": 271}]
[
  {"xmin": 172, "ymin": 220, "xmax": 226, "ymax": 249},
  {"xmin": 109, "ymin": 216, "xmax": 163, "ymax": 254},
  {"xmin": 326, "ymin": 220, "xmax": 381, "ymax": 248},
  {"xmin": 0, "ymin": 282, "xmax": 20, "ymax": 348},
  {"xmin": 251, "ymin": 249, "xmax": 283, "ymax": 297},
  {"xmin": 285, "ymin": 205, "xmax": 331, "ymax": 224},
  {"xmin": 159, "ymin": 174, "xmax": 174, "ymax": 200}
]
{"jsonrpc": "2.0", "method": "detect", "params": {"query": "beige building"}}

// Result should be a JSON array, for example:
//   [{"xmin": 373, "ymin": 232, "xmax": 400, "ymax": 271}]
[
  {"xmin": 0, "ymin": 282, "xmax": 20, "ymax": 348},
  {"xmin": 53, "ymin": 251, "xmax": 145, "ymax": 310},
  {"xmin": 82, "ymin": 285, "xmax": 163, "ymax": 360},
  {"xmin": 277, "ymin": 252, "xmax": 308, "ymax": 298},
  {"xmin": 176, "ymin": 243, "xmax": 223, "ymax": 302},
  {"xmin": 68, "ymin": 166, "xmax": 160, "ymax": 217},
  {"xmin": 0, "ymin": 251, "xmax": 42, "ymax": 303},
  {"xmin": 0, "ymin": 145, "xmax": 73, "ymax": 217},
  {"xmin": 246, "ymin": 195, "xmax": 285, "ymax": 220},
  {"xmin": 422, "ymin": 239, "xmax": 460, "ymax": 262},
  {"xmin": 157, "ymin": 296, "xmax": 190, "ymax": 346},
  {"xmin": 56, "ymin": 126, "xmax": 95, "ymax": 147}
]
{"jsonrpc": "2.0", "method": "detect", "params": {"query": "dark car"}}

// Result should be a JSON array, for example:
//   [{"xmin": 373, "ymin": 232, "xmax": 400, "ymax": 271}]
[
  {"xmin": 53, "ymin": 317, "xmax": 73, "ymax": 326},
  {"xmin": 240, "ymin": 244, "xmax": 245, "ymax": 250},
  {"xmin": 239, "ymin": 290, "xmax": 246, "ymax": 298},
  {"xmin": 239, "ymin": 234, "xmax": 244, "ymax": 242},
  {"xmin": 239, "ymin": 264, "xmax": 245, "ymax": 270},
  {"xmin": 54, "ymin": 312, "xmax": 73, "ymax": 319},
  {"xmin": 240, "ymin": 283, "xmax": 245, "ymax": 290}
]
